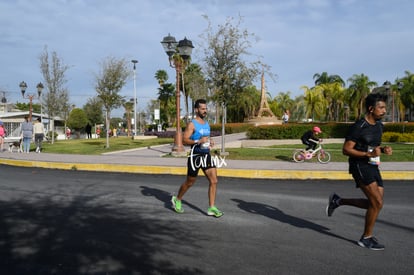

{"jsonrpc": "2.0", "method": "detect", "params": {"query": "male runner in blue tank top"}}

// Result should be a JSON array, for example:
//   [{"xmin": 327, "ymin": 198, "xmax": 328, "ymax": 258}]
[{"xmin": 171, "ymin": 99, "xmax": 223, "ymax": 217}]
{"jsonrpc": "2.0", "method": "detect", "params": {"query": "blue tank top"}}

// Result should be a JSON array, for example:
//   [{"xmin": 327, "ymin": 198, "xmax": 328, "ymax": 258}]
[
  {"xmin": 190, "ymin": 119, "xmax": 210, "ymax": 154},
  {"xmin": 190, "ymin": 119, "xmax": 210, "ymax": 141}
]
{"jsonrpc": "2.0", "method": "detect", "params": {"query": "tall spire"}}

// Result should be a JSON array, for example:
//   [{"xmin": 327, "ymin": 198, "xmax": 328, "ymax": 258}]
[{"xmin": 257, "ymin": 70, "xmax": 275, "ymax": 118}]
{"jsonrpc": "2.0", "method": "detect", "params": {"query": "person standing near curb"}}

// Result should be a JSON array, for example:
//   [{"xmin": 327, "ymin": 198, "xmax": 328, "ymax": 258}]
[
  {"xmin": 282, "ymin": 110, "xmax": 289, "ymax": 124},
  {"xmin": 0, "ymin": 121, "xmax": 5, "ymax": 152},
  {"xmin": 171, "ymin": 99, "xmax": 223, "ymax": 218},
  {"xmin": 326, "ymin": 93, "xmax": 392, "ymax": 250},
  {"xmin": 33, "ymin": 117, "xmax": 45, "ymax": 153},
  {"xmin": 21, "ymin": 115, "xmax": 33, "ymax": 153}
]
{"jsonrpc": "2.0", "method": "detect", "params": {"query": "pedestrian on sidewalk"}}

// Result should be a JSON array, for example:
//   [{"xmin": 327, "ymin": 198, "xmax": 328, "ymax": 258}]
[
  {"xmin": 326, "ymin": 93, "xmax": 392, "ymax": 251},
  {"xmin": 0, "ymin": 121, "xmax": 5, "ymax": 152},
  {"xmin": 171, "ymin": 99, "xmax": 223, "ymax": 218},
  {"xmin": 33, "ymin": 117, "xmax": 45, "ymax": 153},
  {"xmin": 85, "ymin": 123, "xmax": 92, "ymax": 139},
  {"xmin": 21, "ymin": 115, "xmax": 33, "ymax": 153},
  {"xmin": 282, "ymin": 110, "xmax": 289, "ymax": 124}
]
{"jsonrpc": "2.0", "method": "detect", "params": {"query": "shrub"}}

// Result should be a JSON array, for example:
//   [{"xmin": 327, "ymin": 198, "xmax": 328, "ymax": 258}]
[
  {"xmin": 246, "ymin": 122, "xmax": 414, "ymax": 140},
  {"xmin": 246, "ymin": 123, "xmax": 349, "ymax": 139},
  {"xmin": 382, "ymin": 132, "xmax": 414, "ymax": 142},
  {"xmin": 46, "ymin": 131, "xmax": 58, "ymax": 140},
  {"xmin": 210, "ymin": 123, "xmax": 252, "ymax": 134}
]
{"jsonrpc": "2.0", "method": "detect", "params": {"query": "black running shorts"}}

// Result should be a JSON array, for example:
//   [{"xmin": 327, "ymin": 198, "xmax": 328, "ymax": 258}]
[
  {"xmin": 349, "ymin": 162, "xmax": 384, "ymax": 188},
  {"xmin": 187, "ymin": 153, "xmax": 216, "ymax": 177}
]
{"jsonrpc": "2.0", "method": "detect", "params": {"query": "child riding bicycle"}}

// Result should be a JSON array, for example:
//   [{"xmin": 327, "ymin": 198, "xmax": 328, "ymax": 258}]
[{"xmin": 301, "ymin": 126, "xmax": 322, "ymax": 151}]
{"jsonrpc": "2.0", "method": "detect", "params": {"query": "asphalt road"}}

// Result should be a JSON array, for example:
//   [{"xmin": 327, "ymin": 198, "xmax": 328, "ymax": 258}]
[{"xmin": 0, "ymin": 165, "xmax": 413, "ymax": 274}]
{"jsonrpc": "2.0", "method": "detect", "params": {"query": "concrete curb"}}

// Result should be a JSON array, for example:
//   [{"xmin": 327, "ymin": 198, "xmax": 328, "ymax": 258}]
[{"xmin": 1, "ymin": 158, "xmax": 412, "ymax": 180}]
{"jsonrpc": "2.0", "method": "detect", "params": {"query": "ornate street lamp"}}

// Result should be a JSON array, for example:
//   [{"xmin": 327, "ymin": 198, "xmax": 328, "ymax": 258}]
[
  {"xmin": 161, "ymin": 34, "xmax": 194, "ymax": 155},
  {"xmin": 19, "ymin": 81, "xmax": 44, "ymax": 121},
  {"xmin": 1, "ymin": 92, "xmax": 7, "ymax": 113},
  {"xmin": 131, "ymin": 59, "xmax": 138, "ymax": 137}
]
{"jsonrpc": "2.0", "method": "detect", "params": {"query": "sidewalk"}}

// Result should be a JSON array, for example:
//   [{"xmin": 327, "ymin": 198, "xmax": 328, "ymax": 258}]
[{"xmin": 0, "ymin": 135, "xmax": 413, "ymax": 180}]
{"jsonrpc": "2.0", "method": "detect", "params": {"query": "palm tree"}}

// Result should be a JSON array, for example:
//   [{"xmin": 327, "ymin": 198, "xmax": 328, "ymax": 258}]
[
  {"xmin": 301, "ymin": 85, "xmax": 324, "ymax": 121},
  {"xmin": 274, "ymin": 91, "xmax": 294, "ymax": 118},
  {"xmin": 236, "ymin": 86, "xmax": 260, "ymax": 120},
  {"xmin": 313, "ymin": 72, "xmax": 345, "ymax": 120},
  {"xmin": 319, "ymin": 82, "xmax": 345, "ymax": 121},
  {"xmin": 313, "ymin": 72, "xmax": 345, "ymax": 86},
  {"xmin": 123, "ymin": 100, "xmax": 134, "ymax": 136},
  {"xmin": 291, "ymin": 95, "xmax": 306, "ymax": 121},
  {"xmin": 347, "ymin": 74, "xmax": 377, "ymax": 119},
  {"xmin": 154, "ymin": 70, "xmax": 168, "ymax": 87},
  {"xmin": 158, "ymin": 83, "xmax": 175, "ymax": 126},
  {"xmin": 398, "ymin": 71, "xmax": 414, "ymax": 121},
  {"xmin": 154, "ymin": 70, "xmax": 175, "ymax": 125}
]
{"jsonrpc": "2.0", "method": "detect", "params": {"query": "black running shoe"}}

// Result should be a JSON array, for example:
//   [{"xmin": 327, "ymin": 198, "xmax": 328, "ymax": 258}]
[
  {"xmin": 326, "ymin": 192, "xmax": 340, "ymax": 217},
  {"xmin": 357, "ymin": 236, "xmax": 385, "ymax": 251}
]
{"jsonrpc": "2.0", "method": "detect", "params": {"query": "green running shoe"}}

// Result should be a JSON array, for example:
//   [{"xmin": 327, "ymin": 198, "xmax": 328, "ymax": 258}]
[
  {"xmin": 171, "ymin": 196, "xmax": 184, "ymax": 213},
  {"xmin": 207, "ymin": 206, "xmax": 223, "ymax": 218}
]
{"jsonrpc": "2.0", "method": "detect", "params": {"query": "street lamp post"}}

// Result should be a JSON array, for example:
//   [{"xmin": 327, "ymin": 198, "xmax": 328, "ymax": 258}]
[
  {"xmin": 1, "ymin": 92, "xmax": 7, "ymax": 113},
  {"xmin": 19, "ymin": 81, "xmax": 44, "ymax": 121},
  {"xmin": 344, "ymin": 104, "xmax": 349, "ymax": 123},
  {"xmin": 161, "ymin": 34, "xmax": 194, "ymax": 155},
  {"xmin": 131, "ymin": 60, "xmax": 138, "ymax": 137},
  {"xmin": 396, "ymin": 81, "xmax": 404, "ymax": 122},
  {"xmin": 383, "ymin": 81, "xmax": 392, "ymax": 122}
]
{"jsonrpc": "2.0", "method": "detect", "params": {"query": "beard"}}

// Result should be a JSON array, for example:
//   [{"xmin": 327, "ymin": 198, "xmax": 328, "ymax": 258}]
[{"xmin": 376, "ymin": 113, "xmax": 385, "ymax": 121}]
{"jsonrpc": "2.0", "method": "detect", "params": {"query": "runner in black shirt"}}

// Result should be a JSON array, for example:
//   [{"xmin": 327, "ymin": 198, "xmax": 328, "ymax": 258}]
[{"xmin": 326, "ymin": 93, "xmax": 392, "ymax": 250}]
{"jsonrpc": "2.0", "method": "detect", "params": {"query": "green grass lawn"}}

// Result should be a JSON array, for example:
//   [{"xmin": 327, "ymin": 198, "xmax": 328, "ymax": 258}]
[
  {"xmin": 38, "ymin": 137, "xmax": 414, "ymax": 162},
  {"xmin": 39, "ymin": 136, "xmax": 174, "ymax": 155}
]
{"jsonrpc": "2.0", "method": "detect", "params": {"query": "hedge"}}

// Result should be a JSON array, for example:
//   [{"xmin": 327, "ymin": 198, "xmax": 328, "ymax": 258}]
[
  {"xmin": 246, "ymin": 122, "xmax": 414, "ymax": 140},
  {"xmin": 143, "ymin": 121, "xmax": 414, "ymax": 141}
]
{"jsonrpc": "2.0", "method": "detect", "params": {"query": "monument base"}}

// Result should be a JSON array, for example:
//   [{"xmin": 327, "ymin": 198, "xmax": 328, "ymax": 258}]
[{"xmin": 246, "ymin": 117, "xmax": 283, "ymax": 126}]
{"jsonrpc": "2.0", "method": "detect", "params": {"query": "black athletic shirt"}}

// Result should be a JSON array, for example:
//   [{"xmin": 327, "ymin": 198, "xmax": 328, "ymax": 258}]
[{"xmin": 345, "ymin": 118, "xmax": 383, "ymax": 164}]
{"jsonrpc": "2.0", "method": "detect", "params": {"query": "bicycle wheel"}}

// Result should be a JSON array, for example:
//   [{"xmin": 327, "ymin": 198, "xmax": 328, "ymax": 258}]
[
  {"xmin": 317, "ymin": 151, "xmax": 331, "ymax": 163},
  {"xmin": 293, "ymin": 150, "xmax": 305, "ymax": 163}
]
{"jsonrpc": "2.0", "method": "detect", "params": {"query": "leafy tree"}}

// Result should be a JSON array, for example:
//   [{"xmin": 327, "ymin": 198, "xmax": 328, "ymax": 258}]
[
  {"xmin": 83, "ymin": 96, "xmax": 104, "ymax": 126},
  {"xmin": 110, "ymin": 117, "xmax": 123, "ymax": 130},
  {"xmin": 200, "ymin": 15, "xmax": 274, "ymax": 122},
  {"xmin": 94, "ymin": 56, "xmax": 129, "ymax": 148},
  {"xmin": 15, "ymin": 102, "xmax": 41, "ymax": 114},
  {"xmin": 39, "ymin": 46, "xmax": 70, "ymax": 144},
  {"xmin": 67, "ymin": 108, "xmax": 88, "ymax": 138},
  {"xmin": 183, "ymin": 63, "xmax": 208, "ymax": 120}
]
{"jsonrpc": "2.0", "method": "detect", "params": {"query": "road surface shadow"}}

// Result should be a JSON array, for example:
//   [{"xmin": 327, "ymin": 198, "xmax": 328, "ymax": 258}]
[
  {"xmin": 140, "ymin": 186, "xmax": 206, "ymax": 215},
  {"xmin": 0, "ymin": 194, "xmax": 203, "ymax": 274},
  {"xmin": 140, "ymin": 185, "xmax": 173, "ymax": 210},
  {"xmin": 347, "ymin": 212, "xmax": 414, "ymax": 233},
  {"xmin": 232, "ymin": 198, "xmax": 354, "ymax": 244}
]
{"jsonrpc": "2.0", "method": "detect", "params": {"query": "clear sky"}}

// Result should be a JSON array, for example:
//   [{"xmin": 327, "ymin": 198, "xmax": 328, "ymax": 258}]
[{"xmin": 1, "ymin": 0, "xmax": 413, "ymax": 117}]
